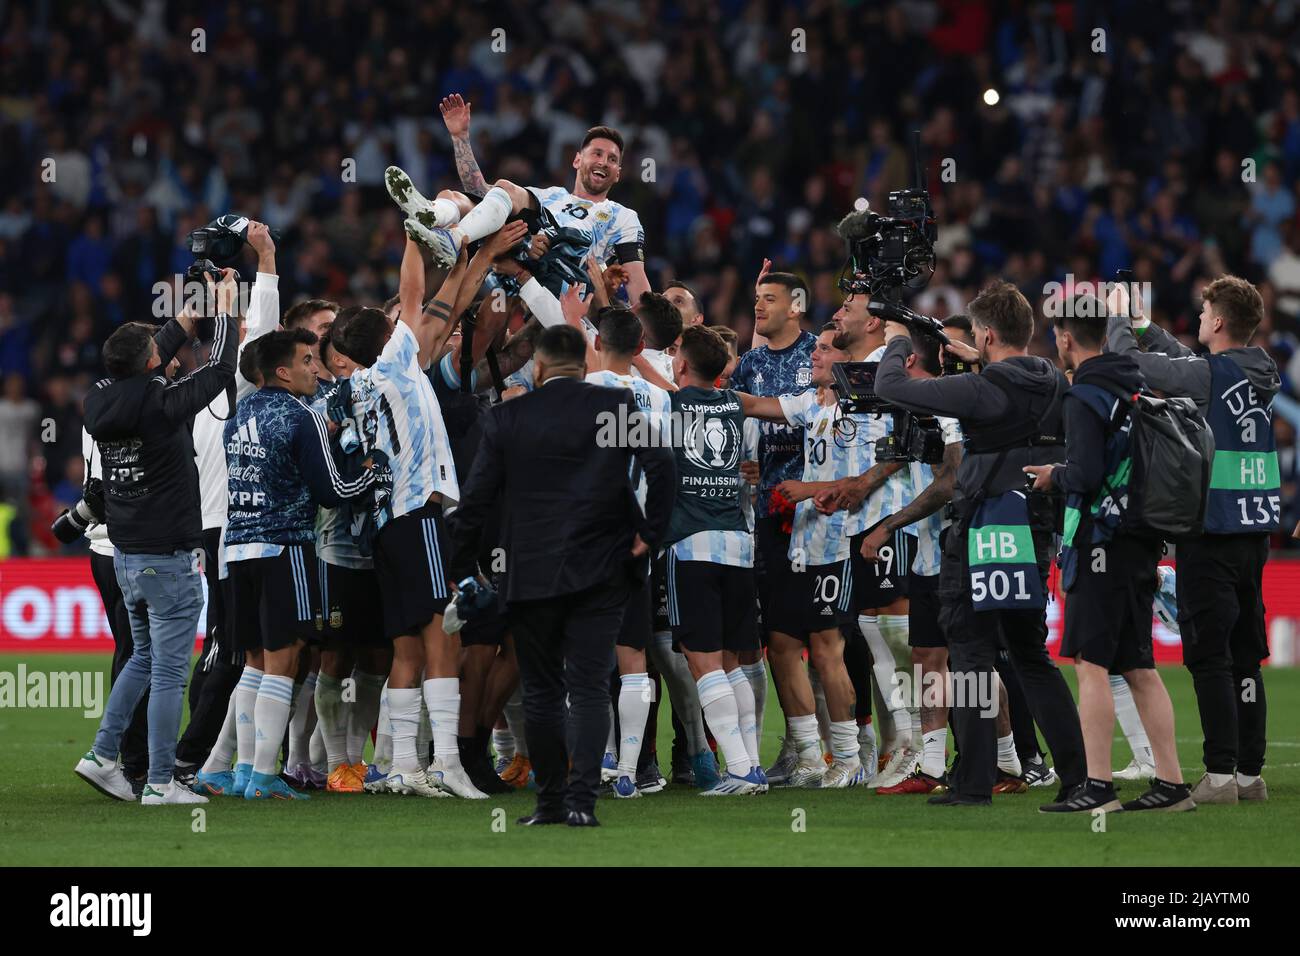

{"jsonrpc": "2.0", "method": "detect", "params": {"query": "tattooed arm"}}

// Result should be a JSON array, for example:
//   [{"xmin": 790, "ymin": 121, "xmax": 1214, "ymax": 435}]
[{"xmin": 441, "ymin": 94, "xmax": 489, "ymax": 196}]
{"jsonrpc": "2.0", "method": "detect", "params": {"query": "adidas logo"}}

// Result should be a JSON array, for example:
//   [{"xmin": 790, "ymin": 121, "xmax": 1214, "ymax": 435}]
[
  {"xmin": 237, "ymin": 714, "xmax": 251, "ymax": 724},
  {"xmin": 820, "ymin": 606, "xmax": 833, "ymax": 615}
]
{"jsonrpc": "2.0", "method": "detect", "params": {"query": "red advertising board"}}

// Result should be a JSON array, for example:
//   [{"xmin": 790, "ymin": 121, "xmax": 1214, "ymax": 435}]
[{"xmin": 2, "ymin": 556, "xmax": 1299, "ymax": 662}]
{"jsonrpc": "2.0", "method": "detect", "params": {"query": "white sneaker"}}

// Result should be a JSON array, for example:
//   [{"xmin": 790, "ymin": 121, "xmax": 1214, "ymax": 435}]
[
  {"xmin": 1113, "ymin": 756, "xmax": 1157, "ymax": 782},
  {"xmin": 870, "ymin": 746, "xmax": 919, "ymax": 789},
  {"xmin": 428, "ymin": 757, "xmax": 488, "ymax": 799},
  {"xmin": 141, "ymin": 780, "xmax": 209, "ymax": 805},
  {"xmin": 403, "ymin": 218, "xmax": 462, "ymax": 266},
  {"xmin": 385, "ymin": 166, "xmax": 436, "ymax": 220},
  {"xmin": 858, "ymin": 729, "xmax": 879, "ymax": 785},
  {"xmin": 786, "ymin": 757, "xmax": 827, "ymax": 788},
  {"xmin": 75, "ymin": 751, "xmax": 136, "ymax": 801},
  {"xmin": 764, "ymin": 737, "xmax": 798, "ymax": 785},
  {"xmin": 820, "ymin": 757, "xmax": 866, "ymax": 789},
  {"xmin": 386, "ymin": 767, "xmax": 451, "ymax": 798}
]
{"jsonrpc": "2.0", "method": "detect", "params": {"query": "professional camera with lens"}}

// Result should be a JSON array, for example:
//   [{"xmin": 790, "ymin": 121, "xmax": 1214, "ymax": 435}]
[{"xmin": 51, "ymin": 477, "xmax": 105, "ymax": 544}]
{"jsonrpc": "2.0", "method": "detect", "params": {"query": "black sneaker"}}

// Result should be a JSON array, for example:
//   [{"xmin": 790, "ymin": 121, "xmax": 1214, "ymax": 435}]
[
  {"xmin": 1122, "ymin": 778, "xmax": 1196, "ymax": 812},
  {"xmin": 1040, "ymin": 779, "xmax": 1122, "ymax": 813},
  {"xmin": 636, "ymin": 757, "xmax": 667, "ymax": 794},
  {"xmin": 927, "ymin": 791, "xmax": 991, "ymax": 806},
  {"xmin": 172, "ymin": 762, "xmax": 198, "ymax": 789},
  {"xmin": 1022, "ymin": 756, "xmax": 1057, "ymax": 788}
]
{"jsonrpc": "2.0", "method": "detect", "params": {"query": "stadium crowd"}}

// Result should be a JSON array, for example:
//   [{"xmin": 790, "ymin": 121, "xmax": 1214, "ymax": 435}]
[{"xmin": 0, "ymin": 0, "xmax": 1290, "ymax": 820}]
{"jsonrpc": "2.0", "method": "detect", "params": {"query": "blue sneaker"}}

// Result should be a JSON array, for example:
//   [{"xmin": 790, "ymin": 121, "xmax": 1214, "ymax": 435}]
[
  {"xmin": 754, "ymin": 765, "xmax": 770, "ymax": 793},
  {"xmin": 691, "ymin": 751, "xmax": 721, "ymax": 790},
  {"xmin": 494, "ymin": 754, "xmax": 511, "ymax": 775},
  {"xmin": 245, "ymin": 771, "xmax": 310, "ymax": 800},
  {"xmin": 193, "ymin": 770, "xmax": 235, "ymax": 797},
  {"xmin": 231, "ymin": 762, "xmax": 252, "ymax": 798},
  {"xmin": 362, "ymin": 764, "xmax": 389, "ymax": 794},
  {"xmin": 612, "ymin": 775, "xmax": 641, "ymax": 798},
  {"xmin": 699, "ymin": 767, "xmax": 764, "ymax": 796},
  {"xmin": 600, "ymin": 752, "xmax": 618, "ymax": 783}
]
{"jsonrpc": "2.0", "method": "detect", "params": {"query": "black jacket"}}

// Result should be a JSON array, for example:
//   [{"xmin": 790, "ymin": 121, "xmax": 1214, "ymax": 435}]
[
  {"xmin": 874, "ymin": 336, "xmax": 1067, "ymax": 503},
  {"xmin": 448, "ymin": 375, "xmax": 677, "ymax": 603},
  {"xmin": 1050, "ymin": 352, "xmax": 1144, "ymax": 498},
  {"xmin": 84, "ymin": 314, "xmax": 237, "ymax": 554}
]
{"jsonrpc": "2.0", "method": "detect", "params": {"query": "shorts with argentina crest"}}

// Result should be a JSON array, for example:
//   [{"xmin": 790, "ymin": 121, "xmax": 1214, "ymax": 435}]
[{"xmin": 663, "ymin": 385, "xmax": 757, "ymax": 655}]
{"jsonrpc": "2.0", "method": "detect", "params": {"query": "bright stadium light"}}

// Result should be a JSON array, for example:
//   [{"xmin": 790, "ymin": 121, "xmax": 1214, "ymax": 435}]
[{"xmin": 983, "ymin": 88, "xmax": 1000, "ymax": 106}]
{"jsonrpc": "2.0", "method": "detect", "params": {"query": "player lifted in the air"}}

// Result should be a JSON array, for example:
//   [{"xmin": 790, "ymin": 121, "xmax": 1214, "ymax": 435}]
[{"xmin": 385, "ymin": 93, "xmax": 650, "ymax": 302}]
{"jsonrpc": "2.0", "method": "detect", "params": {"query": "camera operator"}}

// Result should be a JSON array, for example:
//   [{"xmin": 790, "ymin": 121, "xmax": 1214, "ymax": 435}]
[
  {"xmin": 74, "ymin": 269, "xmax": 239, "ymax": 805},
  {"xmin": 175, "ymin": 221, "xmax": 280, "ymax": 783},
  {"xmin": 873, "ymin": 280, "xmax": 1085, "ymax": 807},
  {"xmin": 1106, "ymin": 276, "xmax": 1278, "ymax": 805}
]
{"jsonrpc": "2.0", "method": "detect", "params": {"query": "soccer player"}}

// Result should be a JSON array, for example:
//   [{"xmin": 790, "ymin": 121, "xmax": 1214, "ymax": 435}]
[
  {"xmin": 331, "ymin": 234, "xmax": 481, "ymax": 798},
  {"xmin": 219, "ymin": 328, "xmax": 376, "ymax": 800},
  {"xmin": 819, "ymin": 291, "xmax": 919, "ymax": 787},
  {"xmin": 727, "ymin": 270, "xmax": 816, "ymax": 785},
  {"xmin": 664, "ymin": 326, "xmax": 765, "ymax": 795},
  {"xmin": 859, "ymin": 330, "xmax": 964, "ymax": 795},
  {"xmin": 738, "ymin": 325, "xmax": 870, "ymax": 787},
  {"xmin": 1106, "ymin": 276, "xmax": 1278, "ymax": 804},
  {"xmin": 386, "ymin": 93, "xmax": 648, "ymax": 303},
  {"xmin": 1027, "ymin": 298, "xmax": 1192, "ymax": 813},
  {"xmin": 585, "ymin": 306, "xmax": 674, "ymax": 796}
]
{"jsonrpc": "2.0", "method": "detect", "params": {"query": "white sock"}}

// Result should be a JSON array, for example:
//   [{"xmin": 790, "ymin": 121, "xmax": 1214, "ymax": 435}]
[
  {"xmin": 455, "ymin": 186, "xmax": 512, "ymax": 243},
  {"xmin": 252, "ymin": 674, "xmax": 295, "ymax": 776},
  {"xmin": 432, "ymin": 196, "xmax": 461, "ymax": 228},
  {"xmin": 830, "ymin": 719, "xmax": 859, "ymax": 762},
  {"xmin": 1110, "ymin": 674, "xmax": 1154, "ymax": 766},
  {"xmin": 789, "ymin": 713, "xmax": 821, "ymax": 760},
  {"xmin": 727, "ymin": 668, "xmax": 760, "ymax": 766},
  {"xmin": 309, "ymin": 722, "xmax": 325, "ymax": 773},
  {"xmin": 202, "ymin": 691, "xmax": 238, "ymax": 773},
  {"xmin": 503, "ymin": 689, "xmax": 528, "ymax": 759},
  {"xmin": 374, "ymin": 682, "xmax": 392, "ymax": 772},
  {"xmin": 741, "ymin": 662, "xmax": 767, "ymax": 754},
  {"xmin": 922, "ymin": 728, "xmax": 947, "ymax": 778},
  {"xmin": 808, "ymin": 664, "xmax": 831, "ymax": 746},
  {"xmin": 858, "ymin": 721, "xmax": 877, "ymax": 766},
  {"xmin": 415, "ymin": 691, "xmax": 431, "ymax": 762},
  {"xmin": 286, "ymin": 672, "xmax": 317, "ymax": 768},
  {"xmin": 1236, "ymin": 772, "xmax": 1259, "ymax": 787},
  {"xmin": 388, "ymin": 687, "xmax": 422, "ymax": 773},
  {"xmin": 348, "ymin": 671, "xmax": 385, "ymax": 765},
  {"xmin": 997, "ymin": 733, "xmax": 1022, "ymax": 776},
  {"xmin": 617, "ymin": 672, "xmax": 653, "ymax": 777},
  {"xmin": 879, "ymin": 615, "xmax": 920, "ymax": 748},
  {"xmin": 650, "ymin": 633, "xmax": 708, "ymax": 753},
  {"xmin": 605, "ymin": 701, "xmax": 617, "ymax": 758},
  {"xmin": 859, "ymin": 614, "xmax": 909, "ymax": 747},
  {"xmin": 1207, "ymin": 771, "xmax": 1234, "ymax": 787},
  {"xmin": 423, "ymin": 677, "xmax": 461, "ymax": 769},
  {"xmin": 234, "ymin": 666, "xmax": 263, "ymax": 767},
  {"xmin": 314, "ymin": 673, "xmax": 349, "ymax": 772},
  {"xmin": 696, "ymin": 670, "xmax": 751, "ymax": 776},
  {"xmin": 492, "ymin": 726, "xmax": 515, "ymax": 762}
]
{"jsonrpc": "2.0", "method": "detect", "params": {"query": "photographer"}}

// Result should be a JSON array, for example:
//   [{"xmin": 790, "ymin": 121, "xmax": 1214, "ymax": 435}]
[
  {"xmin": 1106, "ymin": 276, "xmax": 1278, "ymax": 805},
  {"xmin": 74, "ymin": 269, "xmax": 239, "ymax": 805},
  {"xmin": 873, "ymin": 280, "xmax": 1085, "ymax": 807}
]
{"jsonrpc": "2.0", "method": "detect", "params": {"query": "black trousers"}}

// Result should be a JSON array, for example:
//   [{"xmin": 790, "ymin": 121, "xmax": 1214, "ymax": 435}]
[
  {"xmin": 1177, "ymin": 534, "xmax": 1270, "ymax": 776},
  {"xmin": 90, "ymin": 551, "xmax": 149, "ymax": 776},
  {"xmin": 511, "ymin": 577, "xmax": 625, "ymax": 816},
  {"xmin": 996, "ymin": 648, "xmax": 1043, "ymax": 764},
  {"xmin": 175, "ymin": 527, "xmax": 244, "ymax": 767},
  {"xmin": 938, "ymin": 523, "xmax": 1085, "ymax": 799}
]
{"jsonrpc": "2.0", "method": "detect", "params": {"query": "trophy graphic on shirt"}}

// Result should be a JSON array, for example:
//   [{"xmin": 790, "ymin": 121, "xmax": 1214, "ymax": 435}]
[{"xmin": 704, "ymin": 418, "xmax": 727, "ymax": 467}]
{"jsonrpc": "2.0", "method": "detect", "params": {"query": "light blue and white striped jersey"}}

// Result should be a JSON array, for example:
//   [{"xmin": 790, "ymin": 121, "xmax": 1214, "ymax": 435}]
[
  {"xmin": 586, "ymin": 369, "xmax": 671, "ymax": 513},
  {"xmin": 912, "ymin": 416, "xmax": 962, "ymax": 576},
  {"xmin": 780, "ymin": 391, "xmax": 874, "ymax": 566},
  {"xmin": 527, "ymin": 186, "xmax": 645, "ymax": 264},
  {"xmin": 311, "ymin": 380, "xmax": 372, "ymax": 570},
  {"xmin": 346, "ymin": 321, "xmax": 459, "ymax": 519},
  {"xmin": 853, "ymin": 344, "xmax": 917, "ymax": 535}
]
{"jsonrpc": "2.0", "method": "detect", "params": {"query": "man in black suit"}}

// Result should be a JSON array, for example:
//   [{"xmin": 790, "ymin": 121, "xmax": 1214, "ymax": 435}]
[{"xmin": 449, "ymin": 325, "xmax": 676, "ymax": 827}]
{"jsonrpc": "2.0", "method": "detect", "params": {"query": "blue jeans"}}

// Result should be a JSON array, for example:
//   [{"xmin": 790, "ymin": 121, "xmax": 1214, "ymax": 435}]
[{"xmin": 93, "ymin": 550, "xmax": 204, "ymax": 783}]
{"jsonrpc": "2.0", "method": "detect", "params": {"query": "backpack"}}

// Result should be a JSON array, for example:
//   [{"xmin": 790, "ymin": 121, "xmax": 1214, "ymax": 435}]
[{"xmin": 1101, "ymin": 387, "xmax": 1214, "ymax": 538}]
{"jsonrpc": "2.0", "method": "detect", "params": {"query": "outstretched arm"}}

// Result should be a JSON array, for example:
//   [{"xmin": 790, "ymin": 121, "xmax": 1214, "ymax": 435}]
[{"xmin": 441, "ymin": 94, "xmax": 489, "ymax": 196}]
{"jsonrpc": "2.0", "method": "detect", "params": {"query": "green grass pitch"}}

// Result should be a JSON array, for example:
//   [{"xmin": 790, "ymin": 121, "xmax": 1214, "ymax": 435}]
[{"xmin": 2, "ymin": 653, "xmax": 1296, "ymax": 866}]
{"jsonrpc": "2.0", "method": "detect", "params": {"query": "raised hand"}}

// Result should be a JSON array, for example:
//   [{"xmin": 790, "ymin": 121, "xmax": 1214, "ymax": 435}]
[{"xmin": 440, "ymin": 94, "xmax": 472, "ymax": 138}]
